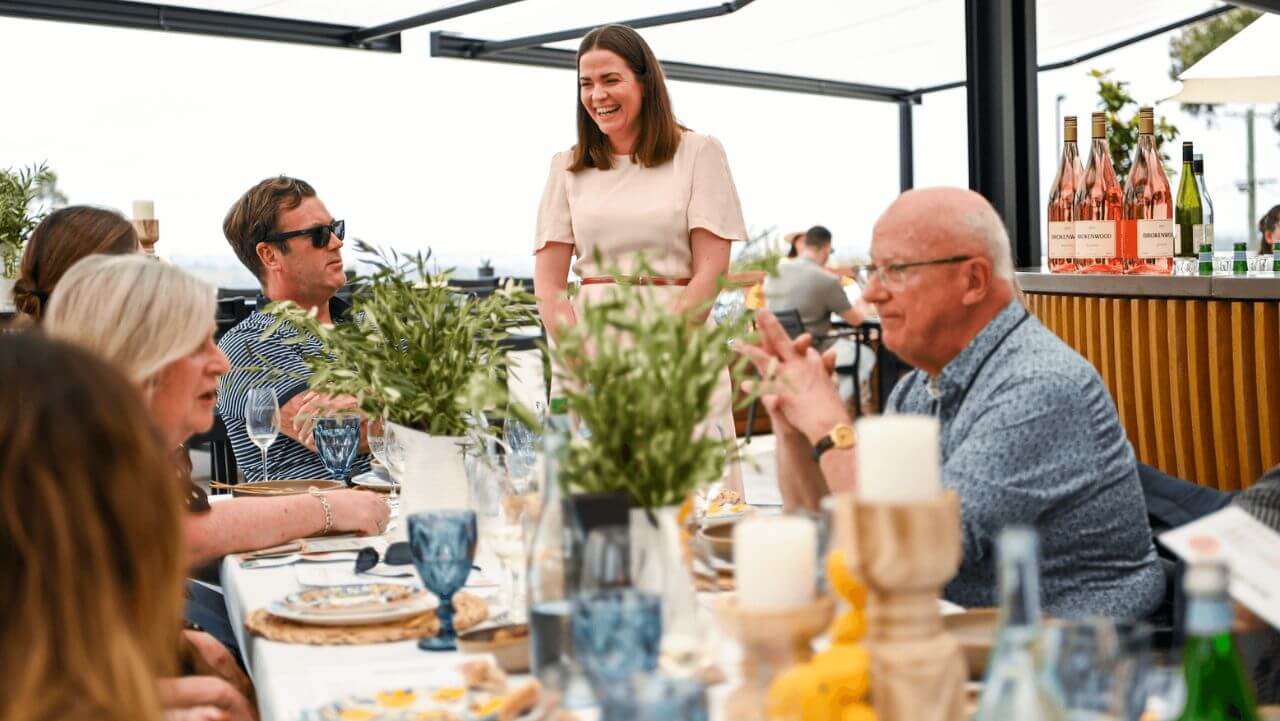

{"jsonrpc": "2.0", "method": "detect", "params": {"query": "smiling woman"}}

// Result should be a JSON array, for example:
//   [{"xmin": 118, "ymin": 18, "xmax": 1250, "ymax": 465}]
[{"xmin": 533, "ymin": 23, "xmax": 750, "ymax": 491}]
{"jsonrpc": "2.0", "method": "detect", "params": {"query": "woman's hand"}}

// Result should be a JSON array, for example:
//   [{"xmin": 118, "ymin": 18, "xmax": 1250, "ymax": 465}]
[
  {"xmin": 158, "ymin": 676, "xmax": 258, "ymax": 721},
  {"xmin": 182, "ymin": 631, "xmax": 253, "ymax": 701},
  {"xmin": 326, "ymin": 489, "xmax": 391, "ymax": 536}
]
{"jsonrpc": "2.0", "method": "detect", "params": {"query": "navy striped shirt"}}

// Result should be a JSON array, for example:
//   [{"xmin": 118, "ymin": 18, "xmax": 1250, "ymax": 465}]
[{"xmin": 216, "ymin": 295, "xmax": 371, "ymax": 482}]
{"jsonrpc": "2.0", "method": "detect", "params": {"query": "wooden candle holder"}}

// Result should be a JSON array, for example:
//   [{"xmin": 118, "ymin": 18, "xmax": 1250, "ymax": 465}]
[
  {"xmin": 132, "ymin": 219, "xmax": 159, "ymax": 255},
  {"xmin": 845, "ymin": 490, "xmax": 967, "ymax": 721},
  {"xmin": 715, "ymin": 595, "xmax": 835, "ymax": 721}
]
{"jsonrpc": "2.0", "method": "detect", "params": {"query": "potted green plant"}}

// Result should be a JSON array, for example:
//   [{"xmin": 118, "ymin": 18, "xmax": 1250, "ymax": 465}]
[
  {"xmin": 477, "ymin": 258, "xmax": 495, "ymax": 278},
  {"xmin": 264, "ymin": 241, "xmax": 537, "ymax": 519},
  {"xmin": 0, "ymin": 163, "xmax": 56, "ymax": 311}
]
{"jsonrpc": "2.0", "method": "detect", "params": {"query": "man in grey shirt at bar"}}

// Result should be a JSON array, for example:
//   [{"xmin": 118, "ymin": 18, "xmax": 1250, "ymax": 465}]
[{"xmin": 740, "ymin": 187, "xmax": 1165, "ymax": 620}]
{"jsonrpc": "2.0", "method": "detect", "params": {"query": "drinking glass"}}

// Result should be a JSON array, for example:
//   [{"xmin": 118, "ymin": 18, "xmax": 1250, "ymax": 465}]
[
  {"xmin": 1044, "ymin": 618, "xmax": 1154, "ymax": 721},
  {"xmin": 407, "ymin": 509, "xmax": 477, "ymax": 651},
  {"xmin": 580, "ymin": 526, "xmax": 632, "ymax": 592},
  {"xmin": 571, "ymin": 588, "xmax": 663, "ymax": 716},
  {"xmin": 367, "ymin": 417, "xmax": 404, "ymax": 502},
  {"xmin": 633, "ymin": 675, "xmax": 709, "ymax": 721},
  {"xmin": 314, "ymin": 413, "xmax": 361, "ymax": 484},
  {"xmin": 244, "ymin": 388, "xmax": 280, "ymax": 483},
  {"xmin": 504, "ymin": 415, "xmax": 539, "ymax": 491}
]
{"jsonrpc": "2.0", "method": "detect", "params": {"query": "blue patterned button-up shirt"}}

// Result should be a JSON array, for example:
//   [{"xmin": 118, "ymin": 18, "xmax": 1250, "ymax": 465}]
[{"xmin": 888, "ymin": 300, "xmax": 1164, "ymax": 619}]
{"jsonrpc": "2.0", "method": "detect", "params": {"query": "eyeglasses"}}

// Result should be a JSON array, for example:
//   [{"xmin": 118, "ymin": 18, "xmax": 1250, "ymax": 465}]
[
  {"xmin": 354, "ymin": 541, "xmax": 413, "ymax": 574},
  {"xmin": 856, "ymin": 254, "xmax": 972, "ymax": 290},
  {"xmin": 260, "ymin": 219, "xmax": 345, "ymax": 249}
]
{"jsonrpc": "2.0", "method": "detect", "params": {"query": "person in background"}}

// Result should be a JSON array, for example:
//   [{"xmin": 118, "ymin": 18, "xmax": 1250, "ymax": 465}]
[
  {"xmin": 10, "ymin": 205, "xmax": 139, "ymax": 322},
  {"xmin": 1259, "ymin": 204, "xmax": 1280, "ymax": 255},
  {"xmin": 217, "ymin": 176, "xmax": 372, "ymax": 482},
  {"xmin": 764, "ymin": 224, "xmax": 875, "ymax": 405},
  {"xmin": 0, "ymin": 333, "xmax": 254, "ymax": 721},
  {"xmin": 533, "ymin": 24, "xmax": 748, "ymax": 490},
  {"xmin": 740, "ymin": 187, "xmax": 1164, "ymax": 620}
]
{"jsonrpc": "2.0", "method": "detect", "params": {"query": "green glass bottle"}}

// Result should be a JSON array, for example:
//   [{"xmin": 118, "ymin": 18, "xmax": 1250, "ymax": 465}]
[
  {"xmin": 1176, "ymin": 562, "xmax": 1259, "ymax": 721},
  {"xmin": 1233, "ymin": 242, "xmax": 1248, "ymax": 276},
  {"xmin": 1175, "ymin": 141, "xmax": 1204, "ymax": 268}
]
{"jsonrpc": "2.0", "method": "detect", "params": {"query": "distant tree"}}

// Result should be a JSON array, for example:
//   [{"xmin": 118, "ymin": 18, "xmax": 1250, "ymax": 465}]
[
  {"xmin": 1168, "ymin": 8, "xmax": 1264, "ymax": 126},
  {"xmin": 33, "ymin": 170, "xmax": 68, "ymax": 209},
  {"xmin": 1090, "ymin": 69, "xmax": 1178, "ymax": 187}
]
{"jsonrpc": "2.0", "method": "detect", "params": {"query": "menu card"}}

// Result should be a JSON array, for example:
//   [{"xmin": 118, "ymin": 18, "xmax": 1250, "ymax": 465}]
[{"xmin": 1159, "ymin": 506, "xmax": 1280, "ymax": 630}]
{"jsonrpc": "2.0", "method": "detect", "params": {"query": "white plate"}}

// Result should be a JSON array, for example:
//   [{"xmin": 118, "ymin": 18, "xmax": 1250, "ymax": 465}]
[
  {"xmin": 269, "ymin": 593, "xmax": 438, "ymax": 626},
  {"xmin": 352, "ymin": 472, "xmax": 398, "ymax": 492}
]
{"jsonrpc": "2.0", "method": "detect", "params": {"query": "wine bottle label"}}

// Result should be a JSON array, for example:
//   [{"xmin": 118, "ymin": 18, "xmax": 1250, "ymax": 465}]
[
  {"xmin": 1074, "ymin": 220, "xmax": 1116, "ymax": 258},
  {"xmin": 1186, "ymin": 598, "xmax": 1233, "ymax": 636},
  {"xmin": 1203, "ymin": 224, "xmax": 1213, "ymax": 248},
  {"xmin": 1137, "ymin": 219, "xmax": 1175, "ymax": 259},
  {"xmin": 1048, "ymin": 221, "xmax": 1075, "ymax": 258},
  {"xmin": 1234, "ymin": 247, "xmax": 1247, "ymax": 263}
]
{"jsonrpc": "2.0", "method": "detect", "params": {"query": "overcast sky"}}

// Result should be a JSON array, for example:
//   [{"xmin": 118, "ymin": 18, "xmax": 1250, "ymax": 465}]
[{"xmin": 2, "ymin": 2, "xmax": 1275, "ymax": 287}]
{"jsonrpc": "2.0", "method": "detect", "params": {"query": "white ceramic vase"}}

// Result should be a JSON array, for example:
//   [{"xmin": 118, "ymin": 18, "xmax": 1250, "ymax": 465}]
[
  {"xmin": 0, "ymin": 277, "xmax": 16, "ymax": 313},
  {"xmin": 387, "ymin": 422, "xmax": 468, "ymax": 534}
]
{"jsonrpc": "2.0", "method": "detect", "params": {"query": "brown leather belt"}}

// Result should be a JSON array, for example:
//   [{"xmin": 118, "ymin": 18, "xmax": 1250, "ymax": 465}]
[{"xmin": 580, "ymin": 276, "xmax": 692, "ymax": 287}]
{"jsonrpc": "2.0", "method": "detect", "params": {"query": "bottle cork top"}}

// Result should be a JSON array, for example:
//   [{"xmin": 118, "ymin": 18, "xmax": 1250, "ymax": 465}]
[
  {"xmin": 1139, "ymin": 107, "xmax": 1155, "ymax": 135},
  {"xmin": 1064, "ymin": 116, "xmax": 1077, "ymax": 142},
  {"xmin": 1091, "ymin": 112, "xmax": 1106, "ymax": 138}
]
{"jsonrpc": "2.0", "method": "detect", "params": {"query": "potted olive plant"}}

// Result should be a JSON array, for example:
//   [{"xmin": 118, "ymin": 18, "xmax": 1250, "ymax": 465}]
[
  {"xmin": 477, "ymin": 258, "xmax": 495, "ymax": 278},
  {"xmin": 0, "ymin": 163, "xmax": 56, "ymax": 311},
  {"xmin": 265, "ymin": 241, "xmax": 537, "ymax": 519}
]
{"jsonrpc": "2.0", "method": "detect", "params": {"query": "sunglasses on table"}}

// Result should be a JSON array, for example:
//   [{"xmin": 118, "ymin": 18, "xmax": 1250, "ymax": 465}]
[
  {"xmin": 353, "ymin": 542, "xmax": 482, "ymax": 574},
  {"xmin": 260, "ymin": 219, "xmax": 345, "ymax": 249}
]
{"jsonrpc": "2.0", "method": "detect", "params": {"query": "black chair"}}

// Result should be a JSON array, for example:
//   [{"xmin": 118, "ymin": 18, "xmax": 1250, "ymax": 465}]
[
  {"xmin": 744, "ymin": 310, "xmax": 805, "ymax": 443},
  {"xmin": 187, "ymin": 411, "xmax": 239, "ymax": 489},
  {"xmin": 214, "ymin": 296, "xmax": 253, "ymax": 343}
]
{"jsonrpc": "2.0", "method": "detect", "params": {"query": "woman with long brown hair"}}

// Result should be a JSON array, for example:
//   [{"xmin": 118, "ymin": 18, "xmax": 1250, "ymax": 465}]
[
  {"xmin": 0, "ymin": 332, "xmax": 185, "ymax": 721},
  {"xmin": 10, "ymin": 205, "xmax": 139, "ymax": 321},
  {"xmin": 533, "ymin": 24, "xmax": 749, "ymax": 489}
]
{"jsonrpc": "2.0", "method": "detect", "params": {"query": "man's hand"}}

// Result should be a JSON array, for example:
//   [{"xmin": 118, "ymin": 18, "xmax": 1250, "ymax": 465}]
[
  {"xmin": 285, "ymin": 392, "xmax": 362, "ymax": 452},
  {"xmin": 738, "ymin": 311, "xmax": 850, "ymax": 444}
]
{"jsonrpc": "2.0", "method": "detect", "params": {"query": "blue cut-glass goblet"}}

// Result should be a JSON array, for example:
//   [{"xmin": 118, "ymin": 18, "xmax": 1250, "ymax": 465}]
[
  {"xmin": 408, "ymin": 509, "xmax": 477, "ymax": 651},
  {"xmin": 571, "ymin": 588, "xmax": 662, "ymax": 717},
  {"xmin": 314, "ymin": 414, "xmax": 360, "ymax": 484}
]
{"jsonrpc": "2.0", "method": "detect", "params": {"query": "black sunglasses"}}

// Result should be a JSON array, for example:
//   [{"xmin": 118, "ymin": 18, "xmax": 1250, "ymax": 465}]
[
  {"xmin": 354, "ymin": 542, "xmax": 413, "ymax": 574},
  {"xmin": 260, "ymin": 219, "xmax": 345, "ymax": 249}
]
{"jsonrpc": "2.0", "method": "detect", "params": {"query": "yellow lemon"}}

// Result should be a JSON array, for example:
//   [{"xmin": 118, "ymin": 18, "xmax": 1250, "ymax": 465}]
[
  {"xmin": 843, "ymin": 702, "xmax": 877, "ymax": 721},
  {"xmin": 828, "ymin": 607, "xmax": 867, "ymax": 644},
  {"xmin": 810, "ymin": 644, "xmax": 871, "ymax": 702},
  {"xmin": 826, "ymin": 548, "xmax": 867, "ymax": 608}
]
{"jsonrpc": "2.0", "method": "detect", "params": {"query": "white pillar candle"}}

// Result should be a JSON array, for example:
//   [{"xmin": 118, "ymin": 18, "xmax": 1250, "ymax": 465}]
[
  {"xmin": 733, "ymin": 516, "xmax": 816, "ymax": 610},
  {"xmin": 855, "ymin": 415, "xmax": 942, "ymax": 503},
  {"xmin": 132, "ymin": 200, "xmax": 155, "ymax": 220}
]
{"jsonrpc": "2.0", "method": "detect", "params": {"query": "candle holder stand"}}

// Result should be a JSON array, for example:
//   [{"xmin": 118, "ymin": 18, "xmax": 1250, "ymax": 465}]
[
  {"xmin": 132, "ymin": 219, "xmax": 159, "ymax": 255},
  {"xmin": 845, "ymin": 490, "xmax": 967, "ymax": 721},
  {"xmin": 714, "ymin": 594, "xmax": 834, "ymax": 721}
]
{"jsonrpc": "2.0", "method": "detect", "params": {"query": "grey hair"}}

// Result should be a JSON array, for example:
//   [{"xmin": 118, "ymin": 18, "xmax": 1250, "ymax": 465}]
[
  {"xmin": 960, "ymin": 207, "xmax": 1015, "ymax": 281},
  {"xmin": 44, "ymin": 254, "xmax": 216, "ymax": 389}
]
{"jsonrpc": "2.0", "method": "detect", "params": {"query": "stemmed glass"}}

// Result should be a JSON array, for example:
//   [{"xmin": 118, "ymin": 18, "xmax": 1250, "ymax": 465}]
[
  {"xmin": 244, "ymin": 388, "xmax": 280, "ymax": 483},
  {"xmin": 314, "ymin": 413, "xmax": 361, "ymax": 485},
  {"xmin": 407, "ymin": 509, "xmax": 477, "ymax": 651},
  {"xmin": 368, "ymin": 417, "xmax": 404, "ymax": 501}
]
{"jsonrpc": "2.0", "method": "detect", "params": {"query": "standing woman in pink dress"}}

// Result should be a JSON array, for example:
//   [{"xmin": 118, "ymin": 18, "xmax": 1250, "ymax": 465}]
[{"xmin": 534, "ymin": 24, "xmax": 748, "ymax": 491}]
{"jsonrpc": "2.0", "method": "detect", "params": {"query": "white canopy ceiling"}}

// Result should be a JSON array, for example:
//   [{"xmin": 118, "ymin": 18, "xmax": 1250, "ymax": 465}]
[
  {"xmin": 131, "ymin": 0, "xmax": 1226, "ymax": 91},
  {"xmin": 1173, "ymin": 11, "xmax": 1280, "ymax": 103}
]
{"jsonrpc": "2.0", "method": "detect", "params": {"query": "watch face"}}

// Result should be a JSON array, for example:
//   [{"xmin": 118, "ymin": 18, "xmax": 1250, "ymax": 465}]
[{"xmin": 832, "ymin": 424, "xmax": 856, "ymax": 448}]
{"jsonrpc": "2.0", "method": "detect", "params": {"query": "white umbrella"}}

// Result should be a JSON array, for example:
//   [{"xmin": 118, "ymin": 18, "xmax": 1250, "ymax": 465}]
[{"xmin": 1172, "ymin": 12, "xmax": 1280, "ymax": 104}]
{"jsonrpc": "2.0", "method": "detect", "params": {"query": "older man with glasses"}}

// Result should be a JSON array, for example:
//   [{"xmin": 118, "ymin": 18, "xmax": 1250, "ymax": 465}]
[
  {"xmin": 216, "ymin": 176, "xmax": 373, "ymax": 483},
  {"xmin": 741, "ymin": 187, "xmax": 1164, "ymax": 620}
]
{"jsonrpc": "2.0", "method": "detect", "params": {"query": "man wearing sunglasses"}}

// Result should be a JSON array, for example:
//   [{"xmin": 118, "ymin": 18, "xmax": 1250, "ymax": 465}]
[
  {"xmin": 741, "ymin": 187, "xmax": 1163, "ymax": 622},
  {"xmin": 215, "ymin": 176, "xmax": 375, "ymax": 484}
]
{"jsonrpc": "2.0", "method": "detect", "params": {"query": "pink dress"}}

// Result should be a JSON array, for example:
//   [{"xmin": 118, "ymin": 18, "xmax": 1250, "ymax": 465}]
[{"xmin": 535, "ymin": 131, "xmax": 749, "ymax": 490}]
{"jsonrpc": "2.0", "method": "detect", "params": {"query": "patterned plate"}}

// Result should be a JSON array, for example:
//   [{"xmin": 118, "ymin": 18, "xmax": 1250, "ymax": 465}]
[
  {"xmin": 305, "ymin": 686, "xmax": 507, "ymax": 721},
  {"xmin": 270, "ymin": 583, "xmax": 437, "ymax": 625}
]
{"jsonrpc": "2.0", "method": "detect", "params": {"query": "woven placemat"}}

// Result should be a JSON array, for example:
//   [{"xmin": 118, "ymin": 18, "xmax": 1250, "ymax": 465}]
[{"xmin": 245, "ymin": 592, "xmax": 488, "ymax": 645}]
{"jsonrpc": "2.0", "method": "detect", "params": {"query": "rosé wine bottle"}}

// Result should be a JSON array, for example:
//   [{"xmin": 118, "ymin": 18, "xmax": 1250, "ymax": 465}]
[
  {"xmin": 1074, "ymin": 112, "xmax": 1124, "ymax": 274},
  {"xmin": 1120, "ymin": 107, "xmax": 1174, "ymax": 275},
  {"xmin": 1047, "ymin": 116, "xmax": 1084, "ymax": 273}
]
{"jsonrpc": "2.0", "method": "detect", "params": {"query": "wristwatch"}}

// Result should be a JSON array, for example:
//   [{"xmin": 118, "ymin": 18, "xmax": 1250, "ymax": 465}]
[{"xmin": 811, "ymin": 423, "xmax": 856, "ymax": 462}]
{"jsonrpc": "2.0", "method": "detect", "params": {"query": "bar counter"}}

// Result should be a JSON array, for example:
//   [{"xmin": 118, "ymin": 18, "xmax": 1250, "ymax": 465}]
[{"xmin": 1017, "ymin": 270, "xmax": 1280, "ymax": 492}]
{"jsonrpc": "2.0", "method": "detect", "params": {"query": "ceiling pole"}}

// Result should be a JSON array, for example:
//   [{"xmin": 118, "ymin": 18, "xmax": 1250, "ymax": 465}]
[
  {"xmin": 347, "ymin": 0, "xmax": 528, "ymax": 46},
  {"xmin": 965, "ymin": 0, "xmax": 1040, "ymax": 269}
]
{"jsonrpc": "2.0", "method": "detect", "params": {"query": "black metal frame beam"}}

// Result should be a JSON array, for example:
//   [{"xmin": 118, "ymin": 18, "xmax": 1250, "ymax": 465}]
[
  {"xmin": 431, "ymin": 32, "xmax": 914, "ymax": 104},
  {"xmin": 966, "ymin": 0, "xmax": 1040, "ymax": 269},
  {"xmin": 348, "ymin": 0, "xmax": 527, "ymax": 46},
  {"xmin": 0, "ymin": 0, "xmax": 401, "ymax": 51},
  {"xmin": 471, "ymin": 0, "xmax": 757, "ymax": 56}
]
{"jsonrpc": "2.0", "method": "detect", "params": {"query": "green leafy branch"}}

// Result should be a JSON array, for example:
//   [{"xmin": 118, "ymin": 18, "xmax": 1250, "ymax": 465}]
[
  {"xmin": 263, "ymin": 240, "xmax": 538, "ymax": 437},
  {"xmin": 551, "ymin": 261, "xmax": 757, "ymax": 509},
  {"xmin": 0, "ymin": 162, "xmax": 57, "ymax": 278},
  {"xmin": 1090, "ymin": 69, "xmax": 1178, "ymax": 186}
]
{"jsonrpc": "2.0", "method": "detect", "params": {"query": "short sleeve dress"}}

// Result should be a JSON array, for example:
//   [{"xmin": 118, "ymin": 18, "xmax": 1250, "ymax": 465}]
[{"xmin": 535, "ymin": 131, "xmax": 749, "ymax": 489}]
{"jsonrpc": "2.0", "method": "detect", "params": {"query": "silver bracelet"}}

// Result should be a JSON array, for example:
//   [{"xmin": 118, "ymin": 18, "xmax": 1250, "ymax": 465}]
[{"xmin": 309, "ymin": 487, "xmax": 332, "ymax": 535}]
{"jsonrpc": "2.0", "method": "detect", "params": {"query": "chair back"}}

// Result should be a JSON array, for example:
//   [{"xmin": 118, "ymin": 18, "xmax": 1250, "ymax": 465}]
[
  {"xmin": 215, "ymin": 296, "xmax": 254, "ymax": 342},
  {"xmin": 773, "ymin": 309, "xmax": 806, "ymax": 339}
]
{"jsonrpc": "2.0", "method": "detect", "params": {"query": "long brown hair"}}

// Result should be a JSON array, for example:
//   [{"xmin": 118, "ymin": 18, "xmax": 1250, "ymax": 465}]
[
  {"xmin": 570, "ymin": 25, "xmax": 684, "ymax": 172},
  {"xmin": 0, "ymin": 333, "xmax": 184, "ymax": 721},
  {"xmin": 12, "ymin": 206, "xmax": 139, "ymax": 321}
]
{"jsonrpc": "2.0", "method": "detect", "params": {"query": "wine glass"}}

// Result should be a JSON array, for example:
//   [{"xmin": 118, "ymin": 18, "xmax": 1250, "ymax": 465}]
[
  {"xmin": 580, "ymin": 526, "xmax": 632, "ymax": 592},
  {"xmin": 313, "ymin": 413, "xmax": 361, "ymax": 485},
  {"xmin": 407, "ymin": 509, "xmax": 477, "ymax": 651},
  {"xmin": 368, "ymin": 417, "xmax": 403, "ymax": 500},
  {"xmin": 244, "ymin": 388, "xmax": 280, "ymax": 483}
]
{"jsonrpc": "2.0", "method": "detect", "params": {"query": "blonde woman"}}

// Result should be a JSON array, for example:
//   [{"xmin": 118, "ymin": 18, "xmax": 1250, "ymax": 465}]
[
  {"xmin": 44, "ymin": 254, "xmax": 390, "ymax": 565},
  {"xmin": 0, "ymin": 333, "xmax": 189, "ymax": 721}
]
